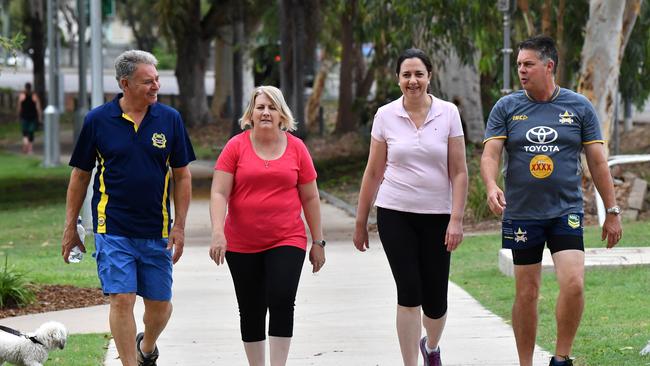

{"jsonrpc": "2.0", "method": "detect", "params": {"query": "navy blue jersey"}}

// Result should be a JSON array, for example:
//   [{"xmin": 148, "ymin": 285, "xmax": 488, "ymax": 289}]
[
  {"xmin": 70, "ymin": 94, "xmax": 196, "ymax": 238},
  {"xmin": 484, "ymin": 87, "xmax": 603, "ymax": 220}
]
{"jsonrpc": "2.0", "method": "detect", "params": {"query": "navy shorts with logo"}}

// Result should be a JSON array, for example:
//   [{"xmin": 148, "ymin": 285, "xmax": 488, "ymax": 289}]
[{"xmin": 502, "ymin": 213, "xmax": 585, "ymax": 265}]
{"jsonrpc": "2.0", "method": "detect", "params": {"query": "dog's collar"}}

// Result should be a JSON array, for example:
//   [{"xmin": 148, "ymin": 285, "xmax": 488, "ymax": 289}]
[{"xmin": 0, "ymin": 325, "xmax": 45, "ymax": 347}]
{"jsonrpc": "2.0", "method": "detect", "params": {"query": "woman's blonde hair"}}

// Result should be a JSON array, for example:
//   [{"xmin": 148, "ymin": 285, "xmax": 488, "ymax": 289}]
[{"xmin": 239, "ymin": 86, "xmax": 297, "ymax": 131}]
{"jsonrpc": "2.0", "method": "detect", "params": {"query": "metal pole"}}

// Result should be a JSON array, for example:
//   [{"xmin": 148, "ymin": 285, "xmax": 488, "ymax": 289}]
[
  {"xmin": 1, "ymin": 0, "xmax": 9, "ymax": 64},
  {"xmin": 90, "ymin": 0, "xmax": 103, "ymax": 108},
  {"xmin": 501, "ymin": 12, "xmax": 512, "ymax": 95},
  {"xmin": 44, "ymin": 0, "xmax": 60, "ymax": 167},
  {"xmin": 74, "ymin": 0, "xmax": 88, "ymax": 144},
  {"xmin": 497, "ymin": 0, "xmax": 513, "ymax": 95}
]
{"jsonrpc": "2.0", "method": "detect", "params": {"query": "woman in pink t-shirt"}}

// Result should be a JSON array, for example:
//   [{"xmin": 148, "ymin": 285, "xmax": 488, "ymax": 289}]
[
  {"xmin": 209, "ymin": 86, "xmax": 325, "ymax": 366},
  {"xmin": 354, "ymin": 49, "xmax": 468, "ymax": 366}
]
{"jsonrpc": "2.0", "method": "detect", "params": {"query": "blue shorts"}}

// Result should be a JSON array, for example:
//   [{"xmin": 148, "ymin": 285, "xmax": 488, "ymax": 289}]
[
  {"xmin": 93, "ymin": 234, "xmax": 173, "ymax": 301},
  {"xmin": 502, "ymin": 214, "xmax": 585, "ymax": 265}
]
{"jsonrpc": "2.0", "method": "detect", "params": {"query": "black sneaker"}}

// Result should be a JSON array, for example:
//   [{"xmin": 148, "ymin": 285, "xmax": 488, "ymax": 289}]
[
  {"xmin": 549, "ymin": 355, "xmax": 573, "ymax": 366},
  {"xmin": 136, "ymin": 332, "xmax": 159, "ymax": 366}
]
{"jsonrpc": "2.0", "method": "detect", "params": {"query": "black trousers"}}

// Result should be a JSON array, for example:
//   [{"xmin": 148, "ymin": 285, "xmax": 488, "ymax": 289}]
[
  {"xmin": 226, "ymin": 246, "xmax": 305, "ymax": 342},
  {"xmin": 377, "ymin": 207, "xmax": 451, "ymax": 319}
]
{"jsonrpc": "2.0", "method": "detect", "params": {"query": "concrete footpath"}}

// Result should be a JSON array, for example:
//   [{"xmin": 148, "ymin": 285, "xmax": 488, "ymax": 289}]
[{"xmin": 2, "ymin": 198, "xmax": 551, "ymax": 365}]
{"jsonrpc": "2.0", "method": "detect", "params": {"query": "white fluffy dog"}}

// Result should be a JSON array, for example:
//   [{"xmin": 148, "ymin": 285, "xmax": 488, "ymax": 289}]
[
  {"xmin": 641, "ymin": 340, "xmax": 650, "ymax": 356},
  {"xmin": 0, "ymin": 321, "xmax": 67, "ymax": 366}
]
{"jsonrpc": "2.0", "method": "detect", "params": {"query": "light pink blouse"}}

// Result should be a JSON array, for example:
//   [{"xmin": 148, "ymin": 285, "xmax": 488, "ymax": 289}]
[{"xmin": 371, "ymin": 95, "xmax": 464, "ymax": 214}]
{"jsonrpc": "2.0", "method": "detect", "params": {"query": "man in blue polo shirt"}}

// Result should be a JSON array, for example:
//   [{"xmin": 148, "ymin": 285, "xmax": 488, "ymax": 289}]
[
  {"xmin": 61, "ymin": 50, "xmax": 195, "ymax": 366},
  {"xmin": 481, "ymin": 36, "xmax": 622, "ymax": 366}
]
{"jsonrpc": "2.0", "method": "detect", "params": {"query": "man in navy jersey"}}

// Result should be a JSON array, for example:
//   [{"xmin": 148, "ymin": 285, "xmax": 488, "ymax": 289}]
[
  {"xmin": 481, "ymin": 36, "xmax": 622, "ymax": 366},
  {"xmin": 61, "ymin": 50, "xmax": 195, "ymax": 366}
]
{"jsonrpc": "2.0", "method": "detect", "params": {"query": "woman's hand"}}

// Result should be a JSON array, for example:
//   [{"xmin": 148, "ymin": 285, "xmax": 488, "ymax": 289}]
[
  {"xmin": 445, "ymin": 218, "xmax": 464, "ymax": 252},
  {"xmin": 209, "ymin": 232, "xmax": 227, "ymax": 265},
  {"xmin": 353, "ymin": 223, "xmax": 370, "ymax": 252},
  {"xmin": 309, "ymin": 244, "xmax": 326, "ymax": 273}
]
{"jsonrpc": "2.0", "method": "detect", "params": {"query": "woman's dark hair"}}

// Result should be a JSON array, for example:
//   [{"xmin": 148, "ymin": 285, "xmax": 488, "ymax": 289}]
[
  {"xmin": 395, "ymin": 48, "xmax": 433, "ymax": 75},
  {"xmin": 24, "ymin": 82, "xmax": 32, "ymax": 91}
]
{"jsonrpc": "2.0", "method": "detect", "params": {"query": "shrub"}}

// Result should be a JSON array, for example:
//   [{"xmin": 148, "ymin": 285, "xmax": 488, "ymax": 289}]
[{"xmin": 0, "ymin": 256, "xmax": 35, "ymax": 308}]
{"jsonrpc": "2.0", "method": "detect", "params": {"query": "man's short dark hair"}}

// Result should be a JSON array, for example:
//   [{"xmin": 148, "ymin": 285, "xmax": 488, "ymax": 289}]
[
  {"xmin": 395, "ymin": 48, "xmax": 433, "ymax": 75},
  {"xmin": 518, "ymin": 36, "xmax": 558, "ymax": 74},
  {"xmin": 24, "ymin": 82, "xmax": 32, "ymax": 91}
]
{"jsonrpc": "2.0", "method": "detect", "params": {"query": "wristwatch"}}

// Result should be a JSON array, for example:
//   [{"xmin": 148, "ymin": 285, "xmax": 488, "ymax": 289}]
[
  {"xmin": 606, "ymin": 205, "xmax": 621, "ymax": 215},
  {"xmin": 312, "ymin": 239, "xmax": 326, "ymax": 248}
]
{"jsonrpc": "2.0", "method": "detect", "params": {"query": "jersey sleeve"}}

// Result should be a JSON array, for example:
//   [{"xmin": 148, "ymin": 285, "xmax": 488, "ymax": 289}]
[
  {"xmin": 215, "ymin": 134, "xmax": 241, "ymax": 174},
  {"xmin": 69, "ymin": 115, "xmax": 97, "ymax": 172},
  {"xmin": 484, "ymin": 98, "xmax": 508, "ymax": 143},
  {"xmin": 296, "ymin": 138, "xmax": 317, "ymax": 184},
  {"xmin": 580, "ymin": 98, "xmax": 604, "ymax": 144},
  {"xmin": 370, "ymin": 111, "xmax": 386, "ymax": 142},
  {"xmin": 449, "ymin": 104, "xmax": 464, "ymax": 138},
  {"xmin": 169, "ymin": 113, "xmax": 197, "ymax": 168}
]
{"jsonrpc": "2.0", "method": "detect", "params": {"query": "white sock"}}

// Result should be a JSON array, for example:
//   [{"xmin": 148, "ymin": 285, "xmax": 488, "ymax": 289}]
[
  {"xmin": 139, "ymin": 340, "xmax": 153, "ymax": 357},
  {"xmin": 426, "ymin": 343, "xmax": 439, "ymax": 354}
]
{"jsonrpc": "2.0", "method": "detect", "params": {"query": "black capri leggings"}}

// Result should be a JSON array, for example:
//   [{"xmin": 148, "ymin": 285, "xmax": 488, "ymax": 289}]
[
  {"xmin": 377, "ymin": 207, "xmax": 451, "ymax": 319},
  {"xmin": 226, "ymin": 246, "xmax": 305, "ymax": 342}
]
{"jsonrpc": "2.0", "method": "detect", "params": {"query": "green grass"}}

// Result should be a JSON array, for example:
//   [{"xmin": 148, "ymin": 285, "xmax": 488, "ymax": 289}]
[
  {"xmin": 0, "ymin": 152, "xmax": 72, "ymax": 209},
  {"xmin": 45, "ymin": 333, "xmax": 110, "ymax": 365},
  {"xmin": 0, "ymin": 202, "xmax": 100, "ymax": 287},
  {"xmin": 451, "ymin": 220, "xmax": 650, "ymax": 366},
  {"xmin": 0, "ymin": 152, "xmax": 98, "ymax": 286}
]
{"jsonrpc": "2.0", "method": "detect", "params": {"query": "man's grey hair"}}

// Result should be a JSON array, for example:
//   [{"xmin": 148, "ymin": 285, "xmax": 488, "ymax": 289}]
[{"xmin": 114, "ymin": 50, "xmax": 158, "ymax": 90}]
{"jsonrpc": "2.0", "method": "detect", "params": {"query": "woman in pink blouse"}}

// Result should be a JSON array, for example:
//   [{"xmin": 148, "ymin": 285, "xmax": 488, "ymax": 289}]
[{"xmin": 354, "ymin": 48, "xmax": 468, "ymax": 366}]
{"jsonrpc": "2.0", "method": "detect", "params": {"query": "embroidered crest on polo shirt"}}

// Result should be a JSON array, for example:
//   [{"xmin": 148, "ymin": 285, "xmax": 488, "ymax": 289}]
[
  {"xmin": 152, "ymin": 133, "xmax": 167, "ymax": 148},
  {"xmin": 559, "ymin": 110, "xmax": 575, "ymax": 124}
]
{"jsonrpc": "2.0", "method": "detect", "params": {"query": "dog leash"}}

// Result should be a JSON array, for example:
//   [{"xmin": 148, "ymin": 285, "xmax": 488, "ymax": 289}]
[{"xmin": 0, "ymin": 325, "xmax": 45, "ymax": 346}]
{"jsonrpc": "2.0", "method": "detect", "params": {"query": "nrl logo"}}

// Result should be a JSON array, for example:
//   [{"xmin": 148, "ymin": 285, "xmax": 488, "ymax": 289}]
[
  {"xmin": 152, "ymin": 133, "xmax": 167, "ymax": 148},
  {"xmin": 559, "ymin": 110, "xmax": 575, "ymax": 124}
]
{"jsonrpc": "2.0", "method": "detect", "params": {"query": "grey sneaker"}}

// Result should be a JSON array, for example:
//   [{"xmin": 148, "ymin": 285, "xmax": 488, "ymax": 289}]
[
  {"xmin": 419, "ymin": 336, "xmax": 442, "ymax": 366},
  {"xmin": 136, "ymin": 332, "xmax": 159, "ymax": 366}
]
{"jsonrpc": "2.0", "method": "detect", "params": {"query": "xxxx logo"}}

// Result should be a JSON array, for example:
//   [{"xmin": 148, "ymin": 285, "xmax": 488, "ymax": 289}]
[{"xmin": 529, "ymin": 154, "xmax": 554, "ymax": 178}]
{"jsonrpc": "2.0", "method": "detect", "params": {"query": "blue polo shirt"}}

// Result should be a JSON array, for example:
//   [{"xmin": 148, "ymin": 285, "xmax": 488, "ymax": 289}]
[
  {"xmin": 70, "ymin": 94, "xmax": 196, "ymax": 238},
  {"xmin": 484, "ymin": 87, "xmax": 603, "ymax": 220}
]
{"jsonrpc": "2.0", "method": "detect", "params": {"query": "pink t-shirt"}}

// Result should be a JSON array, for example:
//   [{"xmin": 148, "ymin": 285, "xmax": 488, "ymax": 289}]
[
  {"xmin": 215, "ymin": 130, "xmax": 317, "ymax": 253},
  {"xmin": 371, "ymin": 95, "xmax": 464, "ymax": 214}
]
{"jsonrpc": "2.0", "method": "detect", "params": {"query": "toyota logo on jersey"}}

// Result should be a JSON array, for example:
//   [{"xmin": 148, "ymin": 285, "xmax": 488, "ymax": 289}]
[{"xmin": 526, "ymin": 126, "xmax": 558, "ymax": 144}]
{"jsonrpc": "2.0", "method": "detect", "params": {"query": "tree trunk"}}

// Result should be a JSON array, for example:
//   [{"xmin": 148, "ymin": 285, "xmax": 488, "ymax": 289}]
[
  {"xmin": 577, "ymin": 0, "xmax": 642, "ymax": 150},
  {"xmin": 211, "ymin": 28, "xmax": 233, "ymax": 118},
  {"xmin": 306, "ymin": 56, "xmax": 331, "ymax": 135},
  {"xmin": 291, "ymin": 0, "xmax": 306, "ymax": 138},
  {"xmin": 517, "ymin": 0, "xmax": 536, "ymax": 36},
  {"xmin": 438, "ymin": 49, "xmax": 485, "ymax": 144},
  {"xmin": 27, "ymin": 0, "xmax": 46, "ymax": 106},
  {"xmin": 541, "ymin": 0, "xmax": 553, "ymax": 35},
  {"xmin": 555, "ymin": 0, "xmax": 568, "ymax": 86},
  {"xmin": 334, "ymin": 0, "xmax": 357, "ymax": 134},
  {"xmin": 171, "ymin": 0, "xmax": 214, "ymax": 127},
  {"xmin": 174, "ymin": 35, "xmax": 212, "ymax": 126},
  {"xmin": 279, "ymin": 0, "xmax": 293, "ymax": 108},
  {"xmin": 231, "ymin": 12, "xmax": 244, "ymax": 136}
]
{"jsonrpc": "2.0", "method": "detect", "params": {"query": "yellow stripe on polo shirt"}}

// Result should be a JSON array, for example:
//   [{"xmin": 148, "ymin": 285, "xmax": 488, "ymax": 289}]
[
  {"xmin": 161, "ymin": 159, "xmax": 171, "ymax": 238},
  {"xmin": 583, "ymin": 140, "xmax": 605, "ymax": 145},
  {"xmin": 96, "ymin": 151, "xmax": 109, "ymax": 233},
  {"xmin": 122, "ymin": 113, "xmax": 138, "ymax": 132}
]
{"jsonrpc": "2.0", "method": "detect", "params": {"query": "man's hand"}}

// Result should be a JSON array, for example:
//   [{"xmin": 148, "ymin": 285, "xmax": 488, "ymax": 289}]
[
  {"xmin": 168, "ymin": 225, "xmax": 185, "ymax": 264},
  {"xmin": 486, "ymin": 186, "xmax": 507, "ymax": 216},
  {"xmin": 602, "ymin": 214, "xmax": 622, "ymax": 249},
  {"xmin": 61, "ymin": 226, "xmax": 86, "ymax": 264}
]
